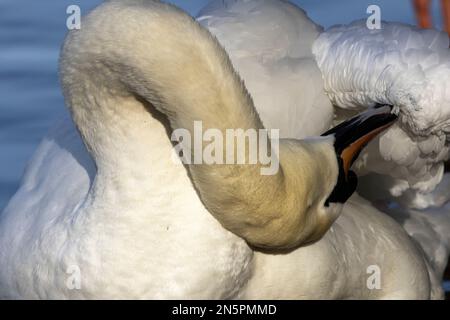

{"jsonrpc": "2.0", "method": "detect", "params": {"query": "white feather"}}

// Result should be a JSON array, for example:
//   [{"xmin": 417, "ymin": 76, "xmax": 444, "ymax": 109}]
[{"xmin": 1, "ymin": 0, "xmax": 449, "ymax": 300}]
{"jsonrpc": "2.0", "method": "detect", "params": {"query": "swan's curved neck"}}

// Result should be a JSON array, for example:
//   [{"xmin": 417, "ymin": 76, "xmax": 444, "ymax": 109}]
[{"xmin": 59, "ymin": 0, "xmax": 339, "ymax": 249}]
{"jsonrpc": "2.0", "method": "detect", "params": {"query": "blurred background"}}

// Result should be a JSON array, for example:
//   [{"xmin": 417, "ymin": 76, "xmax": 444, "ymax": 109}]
[{"xmin": 0, "ymin": 0, "xmax": 445, "ymax": 211}]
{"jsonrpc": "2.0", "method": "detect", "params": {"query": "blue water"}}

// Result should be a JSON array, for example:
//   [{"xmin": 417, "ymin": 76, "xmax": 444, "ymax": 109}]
[{"xmin": 0, "ymin": 0, "xmax": 442, "ymax": 211}]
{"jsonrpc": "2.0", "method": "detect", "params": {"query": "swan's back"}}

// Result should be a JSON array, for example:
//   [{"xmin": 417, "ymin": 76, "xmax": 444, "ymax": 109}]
[
  {"xmin": 197, "ymin": 0, "xmax": 334, "ymax": 138},
  {"xmin": 0, "ymin": 0, "xmax": 255, "ymax": 299},
  {"xmin": 0, "ymin": 116, "xmax": 94, "ymax": 298}
]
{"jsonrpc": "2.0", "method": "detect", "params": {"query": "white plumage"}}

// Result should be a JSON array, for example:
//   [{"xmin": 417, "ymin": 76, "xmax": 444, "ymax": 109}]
[
  {"xmin": 0, "ymin": 0, "xmax": 449, "ymax": 299},
  {"xmin": 197, "ymin": 0, "xmax": 333, "ymax": 139}
]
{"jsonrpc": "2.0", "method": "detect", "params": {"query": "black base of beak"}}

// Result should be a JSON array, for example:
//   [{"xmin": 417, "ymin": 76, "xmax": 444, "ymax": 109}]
[{"xmin": 322, "ymin": 104, "xmax": 397, "ymax": 206}]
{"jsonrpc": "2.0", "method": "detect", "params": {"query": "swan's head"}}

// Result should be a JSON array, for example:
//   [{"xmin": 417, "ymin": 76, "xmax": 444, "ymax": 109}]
[
  {"xmin": 322, "ymin": 105, "xmax": 397, "ymax": 206},
  {"xmin": 226, "ymin": 105, "xmax": 397, "ymax": 249},
  {"xmin": 276, "ymin": 104, "xmax": 397, "ymax": 247}
]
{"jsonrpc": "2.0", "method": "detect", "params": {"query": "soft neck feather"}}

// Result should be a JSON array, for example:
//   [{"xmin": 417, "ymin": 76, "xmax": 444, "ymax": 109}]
[{"xmin": 59, "ymin": 0, "xmax": 339, "ymax": 249}]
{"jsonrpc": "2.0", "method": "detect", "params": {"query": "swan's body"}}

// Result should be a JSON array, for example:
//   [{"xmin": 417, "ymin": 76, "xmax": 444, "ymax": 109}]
[
  {"xmin": 0, "ymin": 116, "xmax": 434, "ymax": 299},
  {"xmin": 0, "ymin": 0, "xmax": 448, "ymax": 299},
  {"xmin": 0, "ymin": 114, "xmax": 253, "ymax": 299}
]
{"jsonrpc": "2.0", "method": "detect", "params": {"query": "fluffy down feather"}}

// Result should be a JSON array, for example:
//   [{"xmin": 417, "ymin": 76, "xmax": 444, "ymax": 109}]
[{"xmin": 313, "ymin": 21, "xmax": 450, "ymax": 195}]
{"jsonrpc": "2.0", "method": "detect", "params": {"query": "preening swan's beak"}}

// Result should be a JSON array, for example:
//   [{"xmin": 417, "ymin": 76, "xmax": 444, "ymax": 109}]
[{"xmin": 322, "ymin": 105, "xmax": 397, "ymax": 205}]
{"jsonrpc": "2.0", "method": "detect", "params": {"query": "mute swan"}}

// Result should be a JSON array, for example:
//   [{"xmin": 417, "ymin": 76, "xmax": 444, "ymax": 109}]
[
  {"xmin": 199, "ymin": 0, "xmax": 450, "ymax": 299},
  {"xmin": 200, "ymin": 0, "xmax": 450, "ymax": 201},
  {"xmin": 0, "ymin": 0, "xmax": 446, "ymax": 299}
]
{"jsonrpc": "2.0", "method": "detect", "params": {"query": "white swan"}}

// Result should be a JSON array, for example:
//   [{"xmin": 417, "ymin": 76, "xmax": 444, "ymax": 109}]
[
  {"xmin": 199, "ymin": 0, "xmax": 450, "ymax": 298},
  {"xmin": 0, "ymin": 0, "xmax": 447, "ymax": 299}
]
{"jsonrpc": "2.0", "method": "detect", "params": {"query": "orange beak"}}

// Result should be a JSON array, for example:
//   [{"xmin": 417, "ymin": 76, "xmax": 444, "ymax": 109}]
[{"xmin": 322, "ymin": 105, "xmax": 397, "ymax": 179}]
